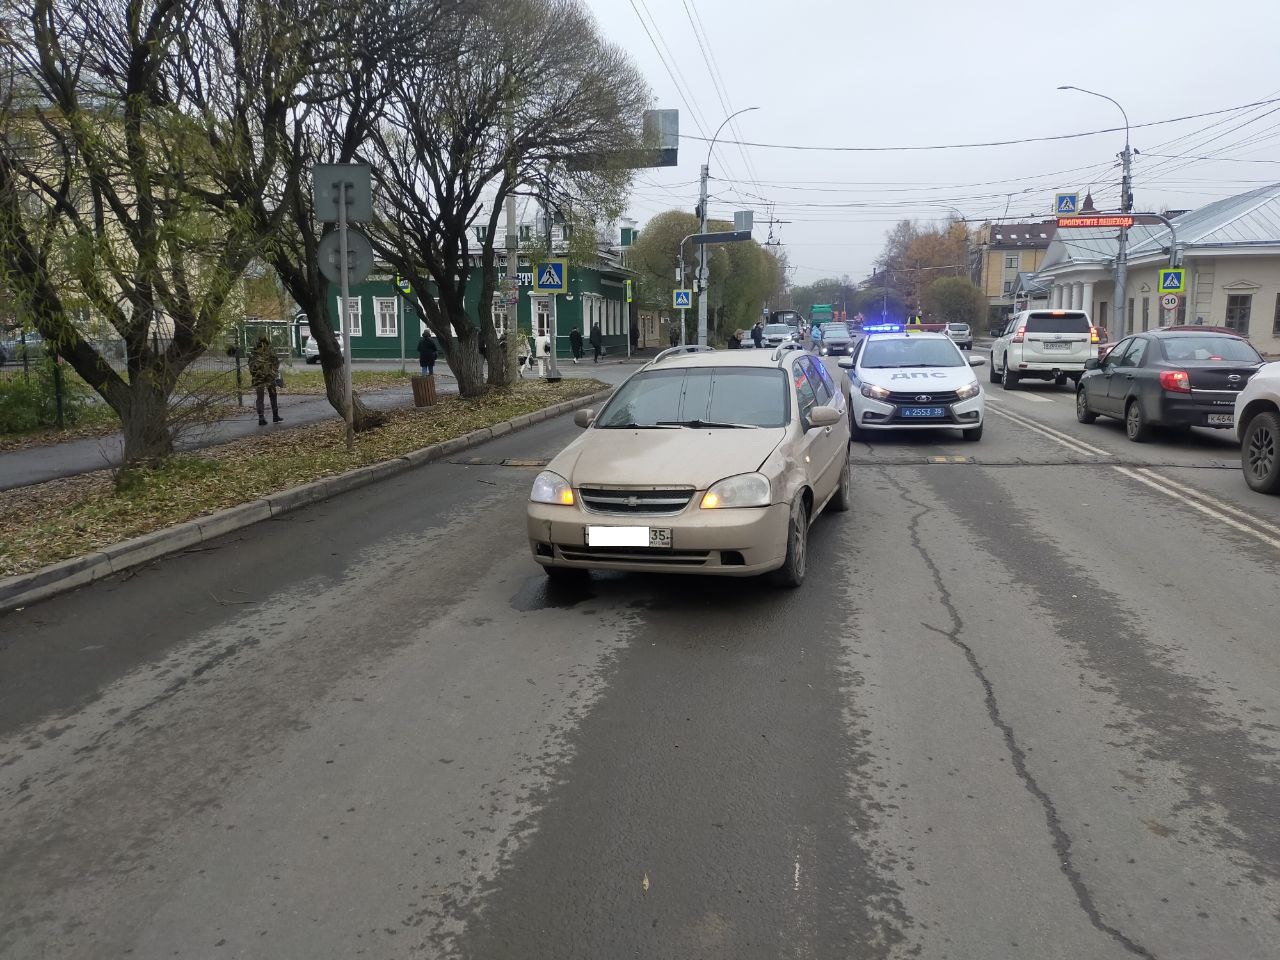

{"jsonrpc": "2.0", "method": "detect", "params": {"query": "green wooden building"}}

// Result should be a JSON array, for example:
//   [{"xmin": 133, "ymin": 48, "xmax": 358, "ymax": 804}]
[{"xmin": 317, "ymin": 256, "xmax": 635, "ymax": 361}]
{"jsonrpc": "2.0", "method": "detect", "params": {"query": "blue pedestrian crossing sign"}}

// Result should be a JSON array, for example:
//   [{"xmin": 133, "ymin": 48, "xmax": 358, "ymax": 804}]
[
  {"xmin": 532, "ymin": 259, "xmax": 567, "ymax": 293},
  {"xmin": 1158, "ymin": 268, "xmax": 1186, "ymax": 294},
  {"xmin": 1055, "ymin": 192, "xmax": 1079, "ymax": 215},
  {"xmin": 673, "ymin": 288, "xmax": 692, "ymax": 309}
]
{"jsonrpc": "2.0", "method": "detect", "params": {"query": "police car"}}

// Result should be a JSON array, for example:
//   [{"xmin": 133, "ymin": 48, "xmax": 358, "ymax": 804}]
[{"xmin": 838, "ymin": 324, "xmax": 987, "ymax": 441}]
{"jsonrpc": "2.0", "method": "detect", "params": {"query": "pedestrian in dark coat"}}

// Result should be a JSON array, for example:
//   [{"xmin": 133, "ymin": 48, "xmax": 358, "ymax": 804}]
[
  {"xmin": 248, "ymin": 335, "xmax": 282, "ymax": 425},
  {"xmin": 589, "ymin": 322, "xmax": 603, "ymax": 363},
  {"xmin": 416, "ymin": 331, "xmax": 438, "ymax": 376},
  {"xmin": 751, "ymin": 321, "xmax": 764, "ymax": 348},
  {"xmin": 569, "ymin": 327, "xmax": 583, "ymax": 364},
  {"xmin": 668, "ymin": 325, "xmax": 679, "ymax": 347}
]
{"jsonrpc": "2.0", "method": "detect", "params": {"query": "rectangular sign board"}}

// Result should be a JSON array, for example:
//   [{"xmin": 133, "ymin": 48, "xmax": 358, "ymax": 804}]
[
  {"xmin": 1057, "ymin": 215, "xmax": 1135, "ymax": 229},
  {"xmin": 312, "ymin": 164, "xmax": 373, "ymax": 224},
  {"xmin": 1158, "ymin": 269, "xmax": 1186, "ymax": 294}
]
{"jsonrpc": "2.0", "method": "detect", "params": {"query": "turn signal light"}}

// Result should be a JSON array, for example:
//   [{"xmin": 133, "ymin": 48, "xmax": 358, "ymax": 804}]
[
  {"xmin": 559, "ymin": 489, "xmax": 575, "ymax": 505},
  {"xmin": 1159, "ymin": 370, "xmax": 1191, "ymax": 393}
]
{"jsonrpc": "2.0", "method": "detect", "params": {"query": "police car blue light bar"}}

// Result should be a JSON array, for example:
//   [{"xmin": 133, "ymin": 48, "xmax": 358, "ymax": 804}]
[{"xmin": 862, "ymin": 322, "xmax": 904, "ymax": 334}]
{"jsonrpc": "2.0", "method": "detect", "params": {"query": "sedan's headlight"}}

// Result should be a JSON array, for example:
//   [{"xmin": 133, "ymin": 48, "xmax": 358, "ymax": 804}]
[
  {"xmin": 530, "ymin": 470, "xmax": 575, "ymax": 505},
  {"xmin": 861, "ymin": 383, "xmax": 891, "ymax": 401},
  {"xmin": 701, "ymin": 472, "xmax": 771, "ymax": 509},
  {"xmin": 956, "ymin": 381, "xmax": 981, "ymax": 401}
]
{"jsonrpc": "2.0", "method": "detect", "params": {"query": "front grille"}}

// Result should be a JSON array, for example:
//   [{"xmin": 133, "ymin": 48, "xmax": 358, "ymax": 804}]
[
  {"xmin": 578, "ymin": 487, "xmax": 694, "ymax": 515},
  {"xmin": 558, "ymin": 545, "xmax": 711, "ymax": 565},
  {"xmin": 886, "ymin": 390, "xmax": 961, "ymax": 404}
]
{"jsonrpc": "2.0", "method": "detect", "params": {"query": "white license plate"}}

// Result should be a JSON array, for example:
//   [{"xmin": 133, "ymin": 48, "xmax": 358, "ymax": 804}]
[
  {"xmin": 1207, "ymin": 414, "xmax": 1234, "ymax": 425},
  {"xmin": 586, "ymin": 526, "xmax": 672, "ymax": 548},
  {"xmin": 1041, "ymin": 341, "xmax": 1072, "ymax": 351}
]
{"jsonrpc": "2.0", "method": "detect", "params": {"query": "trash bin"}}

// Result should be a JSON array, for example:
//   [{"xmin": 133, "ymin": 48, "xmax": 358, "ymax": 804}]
[{"xmin": 411, "ymin": 374, "xmax": 437, "ymax": 407}]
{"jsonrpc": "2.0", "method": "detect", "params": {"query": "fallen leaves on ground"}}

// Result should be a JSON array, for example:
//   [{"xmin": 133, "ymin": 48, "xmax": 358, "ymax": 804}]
[{"xmin": 0, "ymin": 379, "xmax": 605, "ymax": 578}]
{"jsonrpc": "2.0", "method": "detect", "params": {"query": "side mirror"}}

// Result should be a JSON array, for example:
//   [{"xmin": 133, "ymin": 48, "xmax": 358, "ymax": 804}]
[
  {"xmin": 808, "ymin": 405, "xmax": 841, "ymax": 428},
  {"xmin": 967, "ymin": 356, "xmax": 986, "ymax": 367},
  {"xmin": 837, "ymin": 357, "xmax": 854, "ymax": 369},
  {"xmin": 573, "ymin": 408, "xmax": 595, "ymax": 428},
  {"xmin": 1084, "ymin": 358, "xmax": 1101, "ymax": 371}
]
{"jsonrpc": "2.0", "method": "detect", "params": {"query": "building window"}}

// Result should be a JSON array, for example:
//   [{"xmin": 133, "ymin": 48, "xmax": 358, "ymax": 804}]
[
  {"xmin": 1141, "ymin": 296, "xmax": 1150, "ymax": 331},
  {"xmin": 1226, "ymin": 294, "xmax": 1252, "ymax": 334},
  {"xmin": 492, "ymin": 306, "xmax": 509, "ymax": 335},
  {"xmin": 338, "ymin": 297, "xmax": 361, "ymax": 336},
  {"xmin": 1127, "ymin": 298, "xmax": 1135, "ymax": 334},
  {"xmin": 1002, "ymin": 280, "xmax": 1015, "ymax": 295},
  {"xmin": 374, "ymin": 297, "xmax": 397, "ymax": 337},
  {"xmin": 519, "ymin": 224, "xmax": 532, "ymax": 242},
  {"xmin": 1273, "ymin": 293, "xmax": 1280, "ymax": 335},
  {"xmin": 475, "ymin": 225, "xmax": 489, "ymax": 242},
  {"xmin": 1005, "ymin": 255, "xmax": 1019, "ymax": 270}
]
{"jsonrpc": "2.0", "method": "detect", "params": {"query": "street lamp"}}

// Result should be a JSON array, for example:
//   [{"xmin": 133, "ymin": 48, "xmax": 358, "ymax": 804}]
[
  {"xmin": 1058, "ymin": 85, "xmax": 1132, "ymax": 337},
  {"xmin": 696, "ymin": 106, "xmax": 758, "ymax": 345}
]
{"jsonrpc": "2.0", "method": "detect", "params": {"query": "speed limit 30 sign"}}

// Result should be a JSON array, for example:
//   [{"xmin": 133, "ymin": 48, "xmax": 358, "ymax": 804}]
[{"xmin": 1160, "ymin": 294, "xmax": 1180, "ymax": 310}]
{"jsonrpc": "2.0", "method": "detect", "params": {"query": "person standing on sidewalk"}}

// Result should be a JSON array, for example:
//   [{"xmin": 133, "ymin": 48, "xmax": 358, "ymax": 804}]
[
  {"xmin": 589, "ymin": 322, "xmax": 602, "ymax": 363},
  {"xmin": 416, "ymin": 330, "xmax": 438, "ymax": 376},
  {"xmin": 751, "ymin": 321, "xmax": 764, "ymax": 348},
  {"xmin": 569, "ymin": 327, "xmax": 583, "ymax": 364},
  {"xmin": 249, "ymin": 335, "xmax": 283, "ymax": 426}
]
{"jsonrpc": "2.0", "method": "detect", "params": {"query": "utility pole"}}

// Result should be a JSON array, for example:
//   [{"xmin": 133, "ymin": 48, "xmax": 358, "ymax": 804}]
[
  {"xmin": 696, "ymin": 162, "xmax": 709, "ymax": 345},
  {"xmin": 1115, "ymin": 143, "xmax": 1133, "ymax": 337}
]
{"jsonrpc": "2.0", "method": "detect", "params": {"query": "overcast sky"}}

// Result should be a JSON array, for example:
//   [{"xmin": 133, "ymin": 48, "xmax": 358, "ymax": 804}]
[{"xmin": 582, "ymin": 0, "xmax": 1280, "ymax": 285}]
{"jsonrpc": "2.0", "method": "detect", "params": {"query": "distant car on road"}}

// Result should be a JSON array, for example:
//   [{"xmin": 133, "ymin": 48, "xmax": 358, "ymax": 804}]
[
  {"xmin": 303, "ymin": 331, "xmax": 344, "ymax": 364},
  {"xmin": 990, "ymin": 309, "xmax": 1099, "ymax": 389},
  {"xmin": 840, "ymin": 329, "xmax": 986, "ymax": 441},
  {"xmin": 1075, "ymin": 330, "xmax": 1263, "ymax": 442},
  {"xmin": 1235, "ymin": 360, "xmax": 1280, "ymax": 493},
  {"xmin": 815, "ymin": 325, "xmax": 853, "ymax": 356},
  {"xmin": 944, "ymin": 322, "xmax": 973, "ymax": 351},
  {"xmin": 527, "ymin": 344, "xmax": 851, "ymax": 587},
  {"xmin": 761, "ymin": 323, "xmax": 799, "ymax": 347}
]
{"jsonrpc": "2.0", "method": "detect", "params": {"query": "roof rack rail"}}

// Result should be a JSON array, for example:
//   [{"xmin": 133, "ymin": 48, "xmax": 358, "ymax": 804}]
[
  {"xmin": 651, "ymin": 344, "xmax": 715, "ymax": 364},
  {"xmin": 771, "ymin": 342, "xmax": 805, "ymax": 363}
]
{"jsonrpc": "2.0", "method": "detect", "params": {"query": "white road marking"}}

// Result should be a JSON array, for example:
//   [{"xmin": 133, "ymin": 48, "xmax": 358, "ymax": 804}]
[
  {"xmin": 988, "ymin": 401, "xmax": 1280, "ymax": 553},
  {"xmin": 1013, "ymin": 393, "xmax": 1053, "ymax": 402}
]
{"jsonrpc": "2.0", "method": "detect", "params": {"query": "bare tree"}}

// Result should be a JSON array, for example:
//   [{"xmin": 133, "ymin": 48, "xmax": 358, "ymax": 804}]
[
  {"xmin": 368, "ymin": 0, "xmax": 648, "ymax": 396},
  {"xmin": 0, "ymin": 0, "xmax": 301, "ymax": 464}
]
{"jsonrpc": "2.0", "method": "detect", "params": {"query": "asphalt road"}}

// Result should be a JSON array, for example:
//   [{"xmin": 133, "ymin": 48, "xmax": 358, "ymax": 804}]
[{"xmin": 2, "ymin": 378, "xmax": 1279, "ymax": 959}]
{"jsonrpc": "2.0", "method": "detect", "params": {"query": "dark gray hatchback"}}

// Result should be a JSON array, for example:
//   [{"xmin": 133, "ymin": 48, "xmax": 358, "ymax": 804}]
[{"xmin": 1075, "ymin": 330, "xmax": 1264, "ymax": 441}]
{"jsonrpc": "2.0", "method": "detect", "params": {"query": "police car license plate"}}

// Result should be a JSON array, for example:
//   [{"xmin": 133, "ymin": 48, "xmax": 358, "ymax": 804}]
[
  {"xmin": 587, "ymin": 526, "xmax": 672, "ymax": 548},
  {"xmin": 901, "ymin": 406, "xmax": 946, "ymax": 418}
]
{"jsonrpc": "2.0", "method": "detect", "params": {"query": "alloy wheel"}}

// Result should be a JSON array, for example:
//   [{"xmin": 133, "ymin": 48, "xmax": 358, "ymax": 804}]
[
  {"xmin": 1248, "ymin": 423, "xmax": 1276, "ymax": 482},
  {"xmin": 792, "ymin": 506, "xmax": 807, "ymax": 580}
]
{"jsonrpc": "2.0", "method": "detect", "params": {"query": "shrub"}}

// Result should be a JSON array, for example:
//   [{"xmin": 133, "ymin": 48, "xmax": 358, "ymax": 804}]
[{"xmin": 0, "ymin": 358, "xmax": 92, "ymax": 433}]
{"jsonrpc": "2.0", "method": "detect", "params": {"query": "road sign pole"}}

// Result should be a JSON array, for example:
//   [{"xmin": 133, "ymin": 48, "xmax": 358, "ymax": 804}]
[
  {"xmin": 697, "ymin": 162, "xmax": 709, "ymax": 346},
  {"xmin": 1113, "ymin": 141, "xmax": 1133, "ymax": 338},
  {"xmin": 546, "ymin": 293, "xmax": 561, "ymax": 382},
  {"xmin": 679, "ymin": 308, "xmax": 686, "ymax": 345},
  {"xmin": 339, "ymin": 183, "xmax": 354, "ymax": 451}
]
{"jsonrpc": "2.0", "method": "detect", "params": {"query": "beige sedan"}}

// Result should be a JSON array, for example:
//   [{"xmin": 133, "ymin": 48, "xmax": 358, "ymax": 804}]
[{"xmin": 527, "ymin": 346, "xmax": 851, "ymax": 587}]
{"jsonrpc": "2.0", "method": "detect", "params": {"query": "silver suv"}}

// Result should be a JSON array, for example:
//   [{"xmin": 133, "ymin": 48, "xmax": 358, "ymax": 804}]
[
  {"xmin": 945, "ymin": 322, "xmax": 973, "ymax": 350},
  {"xmin": 527, "ymin": 345, "xmax": 852, "ymax": 587},
  {"xmin": 990, "ymin": 309, "xmax": 1099, "ymax": 389}
]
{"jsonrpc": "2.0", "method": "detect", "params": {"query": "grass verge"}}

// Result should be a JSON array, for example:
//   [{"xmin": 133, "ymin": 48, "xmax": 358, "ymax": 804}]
[{"xmin": 0, "ymin": 379, "xmax": 604, "ymax": 578}]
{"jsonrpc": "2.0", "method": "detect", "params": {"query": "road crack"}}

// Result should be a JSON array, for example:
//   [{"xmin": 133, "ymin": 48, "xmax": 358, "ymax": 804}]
[{"xmin": 881, "ymin": 469, "xmax": 1157, "ymax": 960}]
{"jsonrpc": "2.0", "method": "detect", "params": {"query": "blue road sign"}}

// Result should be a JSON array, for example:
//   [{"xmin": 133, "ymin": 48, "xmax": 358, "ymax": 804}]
[
  {"xmin": 673, "ymin": 289, "xmax": 692, "ymax": 309},
  {"xmin": 1055, "ymin": 192, "xmax": 1079, "ymax": 215},
  {"xmin": 533, "ymin": 260, "xmax": 567, "ymax": 293},
  {"xmin": 1158, "ymin": 269, "xmax": 1186, "ymax": 294}
]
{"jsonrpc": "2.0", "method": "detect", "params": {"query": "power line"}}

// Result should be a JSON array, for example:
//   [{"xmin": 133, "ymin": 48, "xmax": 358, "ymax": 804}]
[
  {"xmin": 675, "ymin": 96, "xmax": 1280, "ymax": 152},
  {"xmin": 625, "ymin": 0, "xmax": 708, "ymax": 138}
]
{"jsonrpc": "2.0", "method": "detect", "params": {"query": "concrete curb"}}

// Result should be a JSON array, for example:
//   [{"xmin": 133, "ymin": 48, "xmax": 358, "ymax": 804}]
[{"xmin": 0, "ymin": 388, "xmax": 613, "ymax": 614}]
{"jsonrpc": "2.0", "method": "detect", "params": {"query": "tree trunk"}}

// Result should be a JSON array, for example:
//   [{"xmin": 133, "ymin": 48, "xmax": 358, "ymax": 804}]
[
  {"xmin": 448, "ymin": 325, "xmax": 487, "ymax": 397},
  {"xmin": 319, "ymin": 362, "xmax": 386, "ymax": 430},
  {"xmin": 119, "ymin": 379, "xmax": 175, "ymax": 467}
]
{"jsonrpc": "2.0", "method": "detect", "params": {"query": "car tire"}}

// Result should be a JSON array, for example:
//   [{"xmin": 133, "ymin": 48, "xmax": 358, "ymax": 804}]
[
  {"xmin": 961, "ymin": 423, "xmax": 983, "ymax": 442},
  {"xmin": 770, "ymin": 496, "xmax": 809, "ymax": 589},
  {"xmin": 1076, "ymin": 388, "xmax": 1098, "ymax": 424},
  {"xmin": 1001, "ymin": 364, "xmax": 1019, "ymax": 390},
  {"xmin": 989, "ymin": 355, "xmax": 1001, "ymax": 384},
  {"xmin": 1125, "ymin": 399, "xmax": 1152, "ymax": 442},
  {"xmin": 831, "ymin": 453, "xmax": 852, "ymax": 512},
  {"xmin": 1242, "ymin": 410, "xmax": 1280, "ymax": 494}
]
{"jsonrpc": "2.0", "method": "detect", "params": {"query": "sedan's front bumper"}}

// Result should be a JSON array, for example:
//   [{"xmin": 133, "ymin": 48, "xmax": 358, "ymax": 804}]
[{"xmin": 527, "ymin": 501, "xmax": 790, "ymax": 576}]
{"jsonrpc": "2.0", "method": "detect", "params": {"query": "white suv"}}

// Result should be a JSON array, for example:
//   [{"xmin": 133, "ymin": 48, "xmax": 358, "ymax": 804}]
[
  {"xmin": 990, "ymin": 309, "xmax": 1099, "ymax": 389},
  {"xmin": 1235, "ymin": 361, "xmax": 1280, "ymax": 494}
]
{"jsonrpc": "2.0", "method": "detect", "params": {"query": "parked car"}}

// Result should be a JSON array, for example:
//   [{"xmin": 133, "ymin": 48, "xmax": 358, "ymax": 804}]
[
  {"xmin": 303, "ymin": 331, "xmax": 344, "ymax": 363},
  {"xmin": 839, "ymin": 330, "xmax": 986, "ymax": 441},
  {"xmin": 944, "ymin": 322, "xmax": 973, "ymax": 351},
  {"xmin": 527, "ymin": 345, "xmax": 851, "ymax": 587},
  {"xmin": 990, "ymin": 309, "xmax": 1099, "ymax": 389},
  {"xmin": 1075, "ymin": 330, "xmax": 1263, "ymax": 442},
  {"xmin": 1235, "ymin": 360, "xmax": 1280, "ymax": 494}
]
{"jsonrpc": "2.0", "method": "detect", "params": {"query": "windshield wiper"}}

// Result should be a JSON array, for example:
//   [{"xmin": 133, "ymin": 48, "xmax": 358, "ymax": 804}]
[
  {"xmin": 599, "ymin": 421, "xmax": 681, "ymax": 429},
  {"xmin": 657, "ymin": 419, "xmax": 758, "ymax": 429}
]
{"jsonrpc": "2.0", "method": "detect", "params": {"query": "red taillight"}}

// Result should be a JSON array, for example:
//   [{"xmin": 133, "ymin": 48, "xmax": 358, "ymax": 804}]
[
  {"xmin": 1089, "ymin": 325, "xmax": 1100, "ymax": 344},
  {"xmin": 1012, "ymin": 331, "xmax": 1024, "ymax": 343},
  {"xmin": 1159, "ymin": 370, "xmax": 1191, "ymax": 393}
]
